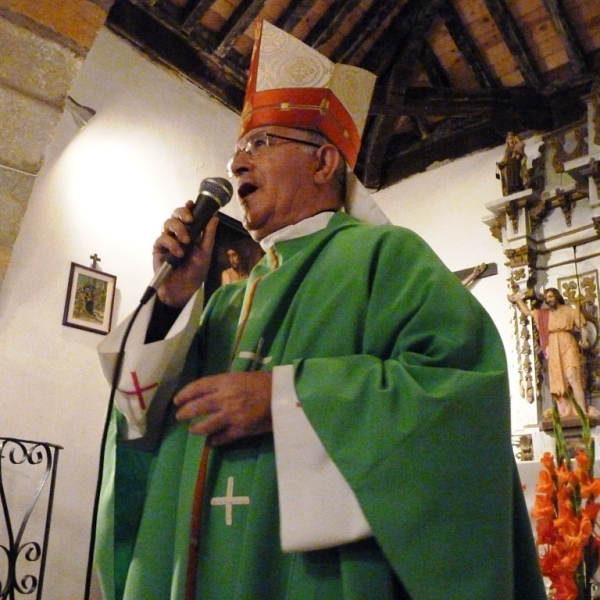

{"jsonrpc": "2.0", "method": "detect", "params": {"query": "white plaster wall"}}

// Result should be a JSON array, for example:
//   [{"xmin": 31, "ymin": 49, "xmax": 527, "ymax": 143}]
[
  {"xmin": 0, "ymin": 28, "xmax": 239, "ymax": 599},
  {"xmin": 0, "ymin": 25, "xmax": 545, "ymax": 599}
]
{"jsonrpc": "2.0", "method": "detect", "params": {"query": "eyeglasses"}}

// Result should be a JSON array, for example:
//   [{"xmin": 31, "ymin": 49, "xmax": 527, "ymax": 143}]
[{"xmin": 227, "ymin": 130, "xmax": 322, "ymax": 176}]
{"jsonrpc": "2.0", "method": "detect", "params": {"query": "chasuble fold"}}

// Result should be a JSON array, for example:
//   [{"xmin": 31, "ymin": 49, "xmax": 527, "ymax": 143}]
[{"xmin": 94, "ymin": 211, "xmax": 545, "ymax": 600}]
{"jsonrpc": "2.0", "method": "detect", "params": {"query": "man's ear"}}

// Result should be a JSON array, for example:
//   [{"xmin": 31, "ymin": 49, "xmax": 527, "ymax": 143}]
[{"xmin": 313, "ymin": 144, "xmax": 341, "ymax": 185}]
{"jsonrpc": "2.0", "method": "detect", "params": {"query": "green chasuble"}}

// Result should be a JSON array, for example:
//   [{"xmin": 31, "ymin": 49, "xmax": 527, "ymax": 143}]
[{"xmin": 95, "ymin": 211, "xmax": 546, "ymax": 599}]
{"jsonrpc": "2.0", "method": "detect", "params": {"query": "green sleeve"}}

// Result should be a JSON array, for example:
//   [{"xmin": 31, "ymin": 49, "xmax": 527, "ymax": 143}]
[{"xmin": 294, "ymin": 228, "xmax": 544, "ymax": 599}]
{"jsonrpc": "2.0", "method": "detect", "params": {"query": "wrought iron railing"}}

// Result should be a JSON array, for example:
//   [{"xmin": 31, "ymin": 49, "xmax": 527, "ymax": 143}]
[{"xmin": 0, "ymin": 438, "xmax": 62, "ymax": 599}]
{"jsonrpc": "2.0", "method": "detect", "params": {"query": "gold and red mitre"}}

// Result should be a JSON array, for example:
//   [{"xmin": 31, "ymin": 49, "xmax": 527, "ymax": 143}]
[{"xmin": 239, "ymin": 20, "xmax": 377, "ymax": 170}]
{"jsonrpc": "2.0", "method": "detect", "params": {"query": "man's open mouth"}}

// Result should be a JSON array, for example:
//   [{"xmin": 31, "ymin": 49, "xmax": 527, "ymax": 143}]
[{"xmin": 238, "ymin": 182, "xmax": 258, "ymax": 200}]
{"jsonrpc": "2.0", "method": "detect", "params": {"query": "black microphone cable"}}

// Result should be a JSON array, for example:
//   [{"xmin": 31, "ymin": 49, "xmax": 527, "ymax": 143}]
[{"xmin": 83, "ymin": 177, "xmax": 233, "ymax": 599}]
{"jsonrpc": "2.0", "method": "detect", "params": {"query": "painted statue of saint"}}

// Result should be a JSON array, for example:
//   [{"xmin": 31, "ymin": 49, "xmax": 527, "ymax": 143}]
[{"xmin": 497, "ymin": 132, "xmax": 529, "ymax": 195}]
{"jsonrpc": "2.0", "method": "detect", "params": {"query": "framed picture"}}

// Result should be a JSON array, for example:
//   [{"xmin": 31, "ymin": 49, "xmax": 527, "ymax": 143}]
[
  {"xmin": 62, "ymin": 263, "xmax": 117, "ymax": 334},
  {"xmin": 204, "ymin": 213, "xmax": 264, "ymax": 302}
]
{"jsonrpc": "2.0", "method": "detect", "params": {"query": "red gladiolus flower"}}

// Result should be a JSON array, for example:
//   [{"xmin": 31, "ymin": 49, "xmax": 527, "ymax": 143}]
[{"xmin": 531, "ymin": 419, "xmax": 600, "ymax": 599}]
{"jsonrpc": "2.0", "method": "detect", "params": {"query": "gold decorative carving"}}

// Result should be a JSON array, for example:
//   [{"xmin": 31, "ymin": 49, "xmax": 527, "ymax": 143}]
[
  {"xmin": 508, "ymin": 279, "xmax": 540, "ymax": 404},
  {"xmin": 529, "ymin": 196, "xmax": 550, "ymax": 232},
  {"xmin": 580, "ymin": 157, "xmax": 600, "ymax": 201},
  {"xmin": 555, "ymin": 188, "xmax": 573, "ymax": 227},
  {"xmin": 506, "ymin": 200, "xmax": 520, "ymax": 234},
  {"xmin": 548, "ymin": 126, "xmax": 587, "ymax": 174},
  {"xmin": 593, "ymin": 94, "xmax": 600, "ymax": 146},
  {"xmin": 505, "ymin": 244, "xmax": 535, "ymax": 269},
  {"xmin": 488, "ymin": 213, "xmax": 505, "ymax": 242},
  {"xmin": 513, "ymin": 268, "xmax": 526, "ymax": 281},
  {"xmin": 510, "ymin": 299, "xmax": 535, "ymax": 404},
  {"xmin": 559, "ymin": 272, "xmax": 599, "ymax": 311}
]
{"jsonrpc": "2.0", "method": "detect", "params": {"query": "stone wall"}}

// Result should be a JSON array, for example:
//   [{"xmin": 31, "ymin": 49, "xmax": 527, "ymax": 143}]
[{"xmin": 0, "ymin": 0, "xmax": 115, "ymax": 285}]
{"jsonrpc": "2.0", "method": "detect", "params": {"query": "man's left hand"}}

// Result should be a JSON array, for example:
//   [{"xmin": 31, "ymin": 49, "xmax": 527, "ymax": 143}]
[{"xmin": 173, "ymin": 372, "xmax": 273, "ymax": 446}]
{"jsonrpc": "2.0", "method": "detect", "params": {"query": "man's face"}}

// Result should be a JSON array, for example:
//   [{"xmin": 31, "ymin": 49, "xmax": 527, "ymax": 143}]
[
  {"xmin": 545, "ymin": 291, "xmax": 559, "ymax": 308},
  {"xmin": 226, "ymin": 249, "xmax": 239, "ymax": 268},
  {"xmin": 228, "ymin": 126, "xmax": 324, "ymax": 241}
]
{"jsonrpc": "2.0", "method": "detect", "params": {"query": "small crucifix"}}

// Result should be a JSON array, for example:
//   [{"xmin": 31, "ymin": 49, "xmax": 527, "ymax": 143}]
[
  {"xmin": 453, "ymin": 262, "xmax": 498, "ymax": 289},
  {"xmin": 90, "ymin": 253, "xmax": 101, "ymax": 270}
]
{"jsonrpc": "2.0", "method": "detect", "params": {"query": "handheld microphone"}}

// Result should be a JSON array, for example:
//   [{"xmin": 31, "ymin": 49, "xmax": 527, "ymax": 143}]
[{"xmin": 141, "ymin": 177, "xmax": 233, "ymax": 304}]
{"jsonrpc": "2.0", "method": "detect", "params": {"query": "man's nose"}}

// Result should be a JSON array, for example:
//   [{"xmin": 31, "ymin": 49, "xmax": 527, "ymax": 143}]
[{"xmin": 229, "ymin": 151, "xmax": 252, "ymax": 177}]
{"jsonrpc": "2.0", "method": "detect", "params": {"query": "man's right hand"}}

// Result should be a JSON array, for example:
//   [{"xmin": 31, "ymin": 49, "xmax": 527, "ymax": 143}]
[{"xmin": 152, "ymin": 201, "xmax": 218, "ymax": 308}]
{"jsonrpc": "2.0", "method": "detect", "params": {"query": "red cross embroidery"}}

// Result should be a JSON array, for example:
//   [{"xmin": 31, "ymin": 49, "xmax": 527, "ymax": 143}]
[{"xmin": 120, "ymin": 371, "xmax": 158, "ymax": 410}]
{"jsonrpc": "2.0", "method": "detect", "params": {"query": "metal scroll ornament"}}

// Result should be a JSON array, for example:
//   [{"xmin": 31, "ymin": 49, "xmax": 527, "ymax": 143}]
[{"xmin": 0, "ymin": 438, "xmax": 62, "ymax": 599}]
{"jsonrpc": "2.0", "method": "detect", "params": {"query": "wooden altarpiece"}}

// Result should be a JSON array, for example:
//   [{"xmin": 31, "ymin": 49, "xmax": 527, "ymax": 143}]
[{"xmin": 484, "ymin": 88, "xmax": 600, "ymax": 432}]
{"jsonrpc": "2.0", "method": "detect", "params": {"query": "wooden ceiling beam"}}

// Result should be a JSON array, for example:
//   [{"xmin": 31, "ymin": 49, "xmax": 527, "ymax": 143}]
[
  {"xmin": 370, "ymin": 78, "xmax": 593, "ymax": 187},
  {"xmin": 482, "ymin": 0, "xmax": 543, "ymax": 88},
  {"xmin": 410, "ymin": 115, "xmax": 433, "ymax": 140},
  {"xmin": 419, "ymin": 42, "xmax": 452, "ymax": 88},
  {"xmin": 303, "ymin": 0, "xmax": 364, "ymax": 50},
  {"xmin": 330, "ymin": 0, "xmax": 406, "ymax": 65},
  {"xmin": 376, "ymin": 116, "xmax": 507, "ymax": 186},
  {"xmin": 438, "ymin": 0, "xmax": 497, "ymax": 89},
  {"xmin": 368, "ymin": 90, "xmax": 554, "ymax": 134},
  {"xmin": 276, "ymin": 0, "xmax": 322, "ymax": 33},
  {"xmin": 540, "ymin": 0, "xmax": 590, "ymax": 75},
  {"xmin": 140, "ymin": 0, "xmax": 186, "ymax": 22},
  {"xmin": 371, "ymin": 86, "xmax": 551, "ymax": 116},
  {"xmin": 180, "ymin": 0, "xmax": 214, "ymax": 34},
  {"xmin": 361, "ymin": 0, "xmax": 439, "ymax": 77},
  {"xmin": 108, "ymin": 0, "xmax": 597, "ymax": 191},
  {"xmin": 362, "ymin": 1, "xmax": 443, "ymax": 188},
  {"xmin": 107, "ymin": 0, "xmax": 247, "ymax": 100},
  {"xmin": 212, "ymin": 0, "xmax": 263, "ymax": 60}
]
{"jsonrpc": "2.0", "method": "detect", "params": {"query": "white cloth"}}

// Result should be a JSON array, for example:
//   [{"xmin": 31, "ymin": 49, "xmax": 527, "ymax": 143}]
[
  {"xmin": 344, "ymin": 169, "xmax": 390, "ymax": 226},
  {"xmin": 260, "ymin": 212, "xmax": 335, "ymax": 250},
  {"xmin": 97, "ymin": 291, "xmax": 202, "ymax": 445},
  {"xmin": 272, "ymin": 365, "xmax": 372, "ymax": 551}
]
